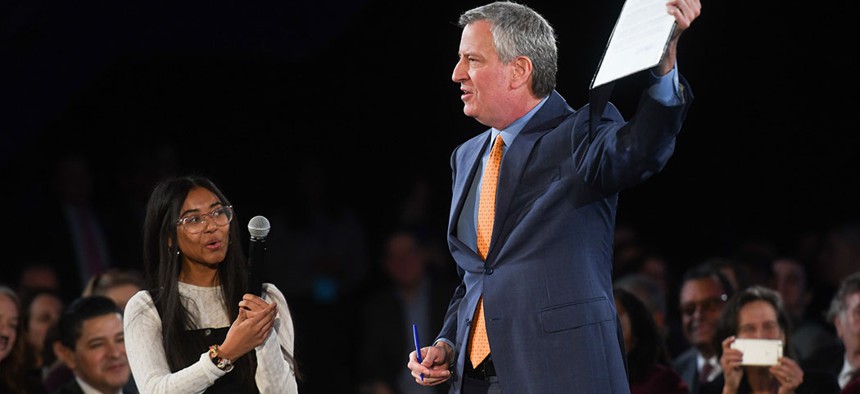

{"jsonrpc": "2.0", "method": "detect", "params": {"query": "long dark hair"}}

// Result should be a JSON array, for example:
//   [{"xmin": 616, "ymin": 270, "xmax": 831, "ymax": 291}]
[
  {"xmin": 141, "ymin": 176, "xmax": 256, "ymax": 383},
  {"xmin": 18, "ymin": 287, "xmax": 63, "ymax": 371},
  {"xmin": 614, "ymin": 287, "xmax": 671, "ymax": 383}
]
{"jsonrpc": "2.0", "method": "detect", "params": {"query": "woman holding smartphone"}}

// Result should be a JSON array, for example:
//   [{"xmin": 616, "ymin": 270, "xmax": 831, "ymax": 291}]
[{"xmin": 706, "ymin": 285, "xmax": 837, "ymax": 394}]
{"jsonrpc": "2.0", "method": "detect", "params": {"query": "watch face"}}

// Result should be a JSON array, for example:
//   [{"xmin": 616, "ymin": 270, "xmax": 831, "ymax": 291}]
[{"xmin": 217, "ymin": 359, "xmax": 234, "ymax": 372}]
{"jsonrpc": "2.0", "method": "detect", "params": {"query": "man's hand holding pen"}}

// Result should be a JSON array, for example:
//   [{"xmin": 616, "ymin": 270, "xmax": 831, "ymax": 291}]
[{"xmin": 408, "ymin": 342, "xmax": 454, "ymax": 386}]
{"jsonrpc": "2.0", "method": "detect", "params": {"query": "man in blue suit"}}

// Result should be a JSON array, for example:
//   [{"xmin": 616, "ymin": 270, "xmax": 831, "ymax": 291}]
[{"xmin": 408, "ymin": 1, "xmax": 701, "ymax": 393}]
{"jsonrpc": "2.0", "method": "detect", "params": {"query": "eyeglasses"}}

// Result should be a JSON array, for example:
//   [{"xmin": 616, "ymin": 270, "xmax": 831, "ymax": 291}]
[
  {"xmin": 176, "ymin": 205, "xmax": 234, "ymax": 234},
  {"xmin": 680, "ymin": 294, "xmax": 728, "ymax": 317}
]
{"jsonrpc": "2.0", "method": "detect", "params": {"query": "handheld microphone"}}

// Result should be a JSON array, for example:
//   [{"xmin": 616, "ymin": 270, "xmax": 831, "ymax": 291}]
[{"xmin": 247, "ymin": 215, "xmax": 270, "ymax": 297}]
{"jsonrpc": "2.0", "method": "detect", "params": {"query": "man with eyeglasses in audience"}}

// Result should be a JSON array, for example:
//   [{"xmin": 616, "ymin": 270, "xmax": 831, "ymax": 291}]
[{"xmin": 673, "ymin": 261, "xmax": 735, "ymax": 394}]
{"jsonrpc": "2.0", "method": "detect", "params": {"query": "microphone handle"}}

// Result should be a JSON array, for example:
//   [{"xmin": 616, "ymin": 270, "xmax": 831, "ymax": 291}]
[{"xmin": 248, "ymin": 237, "xmax": 266, "ymax": 296}]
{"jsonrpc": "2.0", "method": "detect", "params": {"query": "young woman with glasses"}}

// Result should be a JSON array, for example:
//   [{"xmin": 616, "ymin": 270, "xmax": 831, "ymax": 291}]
[{"xmin": 124, "ymin": 175, "xmax": 298, "ymax": 393}]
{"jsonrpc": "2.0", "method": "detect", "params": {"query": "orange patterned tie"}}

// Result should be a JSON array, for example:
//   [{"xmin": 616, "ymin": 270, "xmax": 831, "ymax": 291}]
[{"xmin": 468, "ymin": 134, "xmax": 504, "ymax": 368}]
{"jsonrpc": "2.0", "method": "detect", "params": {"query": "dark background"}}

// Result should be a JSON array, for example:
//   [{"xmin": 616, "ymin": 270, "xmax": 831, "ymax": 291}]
[{"xmin": 2, "ymin": 0, "xmax": 859, "ymax": 392}]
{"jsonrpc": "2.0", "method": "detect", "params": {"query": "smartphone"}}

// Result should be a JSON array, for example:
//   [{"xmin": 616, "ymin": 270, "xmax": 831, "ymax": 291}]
[{"xmin": 730, "ymin": 338, "xmax": 783, "ymax": 366}]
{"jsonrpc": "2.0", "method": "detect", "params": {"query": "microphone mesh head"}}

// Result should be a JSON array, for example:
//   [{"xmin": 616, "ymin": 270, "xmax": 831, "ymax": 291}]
[{"xmin": 248, "ymin": 215, "xmax": 271, "ymax": 238}]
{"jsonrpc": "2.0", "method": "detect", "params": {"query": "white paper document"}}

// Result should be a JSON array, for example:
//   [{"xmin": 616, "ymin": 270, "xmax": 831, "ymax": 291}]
[{"xmin": 590, "ymin": 0, "xmax": 676, "ymax": 88}]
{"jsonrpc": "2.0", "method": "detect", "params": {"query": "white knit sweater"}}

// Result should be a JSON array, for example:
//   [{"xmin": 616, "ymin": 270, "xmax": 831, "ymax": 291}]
[{"xmin": 124, "ymin": 282, "xmax": 298, "ymax": 394}]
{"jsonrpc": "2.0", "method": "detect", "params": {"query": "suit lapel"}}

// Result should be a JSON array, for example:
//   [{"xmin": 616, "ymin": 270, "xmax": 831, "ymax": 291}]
[
  {"xmin": 486, "ymin": 92, "xmax": 572, "ymax": 262},
  {"xmin": 448, "ymin": 131, "xmax": 491, "ymax": 253}
]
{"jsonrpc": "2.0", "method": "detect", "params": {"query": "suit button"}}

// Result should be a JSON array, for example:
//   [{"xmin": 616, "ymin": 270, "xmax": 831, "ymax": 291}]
[{"xmin": 484, "ymin": 267, "xmax": 494, "ymax": 275}]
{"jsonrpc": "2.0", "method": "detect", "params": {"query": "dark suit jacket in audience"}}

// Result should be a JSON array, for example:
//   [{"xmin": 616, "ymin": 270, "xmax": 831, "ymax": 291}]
[
  {"xmin": 801, "ymin": 341, "xmax": 844, "ymax": 384},
  {"xmin": 673, "ymin": 348, "xmax": 722, "ymax": 394}
]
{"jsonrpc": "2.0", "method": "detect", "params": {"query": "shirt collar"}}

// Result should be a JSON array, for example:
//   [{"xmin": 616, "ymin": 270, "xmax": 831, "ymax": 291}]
[
  {"xmin": 839, "ymin": 357, "xmax": 855, "ymax": 388},
  {"xmin": 490, "ymin": 95, "xmax": 549, "ymax": 147},
  {"xmin": 696, "ymin": 353, "xmax": 722, "ymax": 380}
]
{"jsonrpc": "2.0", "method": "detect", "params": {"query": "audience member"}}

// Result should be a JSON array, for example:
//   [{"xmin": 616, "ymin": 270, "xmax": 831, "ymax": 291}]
[
  {"xmin": 17, "ymin": 262, "xmax": 61, "ymax": 298},
  {"xmin": 44, "ymin": 269, "xmax": 146, "ymax": 392},
  {"xmin": 771, "ymin": 257, "xmax": 814, "ymax": 323},
  {"xmin": 616, "ymin": 273, "xmax": 669, "ymax": 337},
  {"xmin": 818, "ymin": 224, "xmax": 860, "ymax": 293},
  {"xmin": 673, "ymin": 262, "xmax": 734, "ymax": 393},
  {"xmin": 707, "ymin": 285, "xmax": 839, "ymax": 394},
  {"xmin": 611, "ymin": 225, "xmax": 676, "ymax": 296},
  {"xmin": 620, "ymin": 251, "xmax": 683, "ymax": 357},
  {"xmin": 358, "ymin": 227, "xmax": 457, "ymax": 394},
  {"xmin": 637, "ymin": 253, "xmax": 674, "ymax": 301},
  {"xmin": 704, "ymin": 257, "xmax": 747, "ymax": 296},
  {"xmin": 731, "ymin": 237, "xmax": 779, "ymax": 288},
  {"xmin": 804, "ymin": 271, "xmax": 860, "ymax": 389},
  {"xmin": 53, "ymin": 296, "xmax": 133, "ymax": 394},
  {"xmin": 0, "ymin": 285, "xmax": 47, "ymax": 394},
  {"xmin": 813, "ymin": 224, "xmax": 860, "ymax": 323},
  {"xmin": 614, "ymin": 287, "xmax": 689, "ymax": 394},
  {"xmin": 770, "ymin": 256, "xmax": 839, "ymax": 362},
  {"xmin": 82, "ymin": 269, "xmax": 145, "ymax": 312},
  {"xmin": 20, "ymin": 288, "xmax": 64, "ymax": 378}
]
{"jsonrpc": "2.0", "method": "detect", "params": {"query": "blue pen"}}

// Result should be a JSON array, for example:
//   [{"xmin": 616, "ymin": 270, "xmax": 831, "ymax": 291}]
[{"xmin": 412, "ymin": 323, "xmax": 424, "ymax": 382}]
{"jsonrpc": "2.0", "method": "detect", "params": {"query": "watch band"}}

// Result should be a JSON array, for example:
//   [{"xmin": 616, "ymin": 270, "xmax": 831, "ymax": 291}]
[{"xmin": 208, "ymin": 344, "xmax": 235, "ymax": 372}]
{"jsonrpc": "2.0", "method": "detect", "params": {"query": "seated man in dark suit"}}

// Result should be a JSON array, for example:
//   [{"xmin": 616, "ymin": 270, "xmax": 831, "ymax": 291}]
[
  {"xmin": 673, "ymin": 262, "xmax": 735, "ymax": 394},
  {"xmin": 52, "ymin": 296, "xmax": 132, "ymax": 394},
  {"xmin": 803, "ymin": 270, "xmax": 860, "ymax": 389}
]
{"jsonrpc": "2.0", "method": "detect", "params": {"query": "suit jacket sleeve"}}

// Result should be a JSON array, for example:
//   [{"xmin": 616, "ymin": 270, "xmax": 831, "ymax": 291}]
[{"xmin": 578, "ymin": 75, "xmax": 693, "ymax": 195}]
